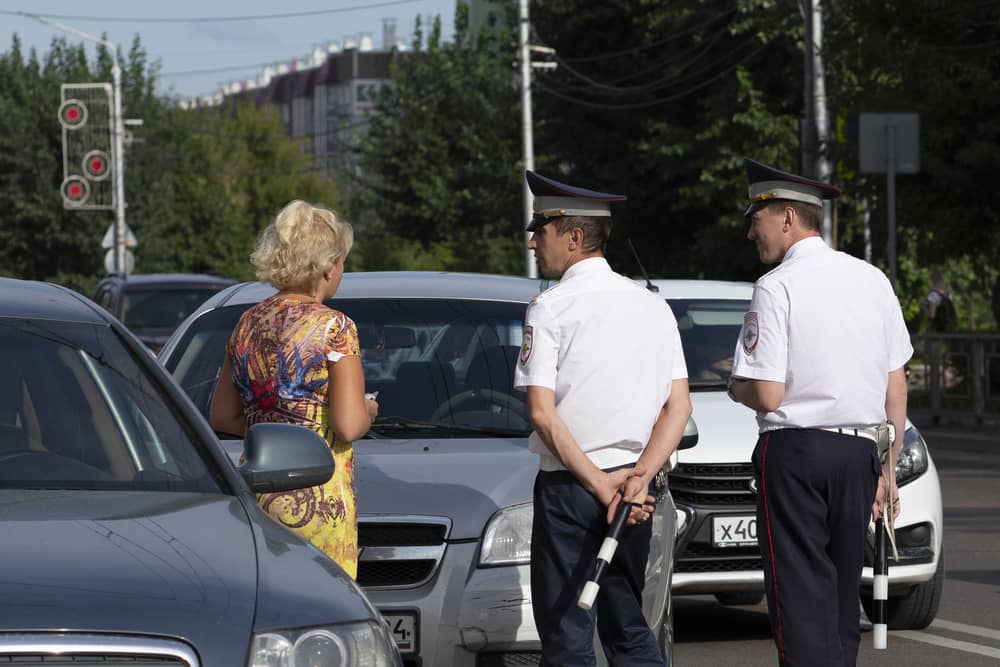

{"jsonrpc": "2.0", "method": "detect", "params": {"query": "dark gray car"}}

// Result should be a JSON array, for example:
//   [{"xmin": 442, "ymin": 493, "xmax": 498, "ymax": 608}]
[
  {"xmin": 160, "ymin": 271, "xmax": 696, "ymax": 666},
  {"xmin": 0, "ymin": 278, "xmax": 400, "ymax": 666}
]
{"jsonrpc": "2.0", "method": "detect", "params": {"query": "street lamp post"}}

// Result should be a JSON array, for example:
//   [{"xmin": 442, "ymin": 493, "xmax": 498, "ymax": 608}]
[{"xmin": 26, "ymin": 13, "xmax": 128, "ymax": 275}]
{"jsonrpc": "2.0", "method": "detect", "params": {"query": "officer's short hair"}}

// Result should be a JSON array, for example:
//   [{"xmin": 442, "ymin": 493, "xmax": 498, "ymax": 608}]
[
  {"xmin": 765, "ymin": 200, "xmax": 822, "ymax": 232},
  {"xmin": 550, "ymin": 215, "xmax": 611, "ymax": 253}
]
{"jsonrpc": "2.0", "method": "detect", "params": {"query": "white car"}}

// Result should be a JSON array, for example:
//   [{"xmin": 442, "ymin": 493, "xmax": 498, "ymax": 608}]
[{"xmin": 647, "ymin": 279, "xmax": 944, "ymax": 629}]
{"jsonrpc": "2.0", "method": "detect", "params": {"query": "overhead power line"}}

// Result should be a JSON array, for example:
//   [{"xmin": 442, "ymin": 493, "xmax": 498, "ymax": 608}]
[
  {"xmin": 161, "ymin": 62, "xmax": 277, "ymax": 77},
  {"xmin": 0, "ymin": 1, "xmax": 423, "ymax": 24}
]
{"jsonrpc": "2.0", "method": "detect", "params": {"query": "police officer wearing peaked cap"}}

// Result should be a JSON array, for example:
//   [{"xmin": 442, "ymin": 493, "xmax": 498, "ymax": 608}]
[
  {"xmin": 515, "ymin": 170, "xmax": 692, "ymax": 666},
  {"xmin": 727, "ymin": 159, "xmax": 911, "ymax": 666}
]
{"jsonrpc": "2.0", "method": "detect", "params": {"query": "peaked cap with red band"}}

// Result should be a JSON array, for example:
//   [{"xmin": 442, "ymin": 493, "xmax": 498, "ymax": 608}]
[
  {"xmin": 525, "ymin": 170, "xmax": 627, "ymax": 231},
  {"xmin": 744, "ymin": 159, "xmax": 840, "ymax": 218}
]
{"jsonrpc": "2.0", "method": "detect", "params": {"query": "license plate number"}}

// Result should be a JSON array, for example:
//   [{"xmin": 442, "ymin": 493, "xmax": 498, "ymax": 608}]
[
  {"xmin": 712, "ymin": 515, "xmax": 758, "ymax": 547},
  {"xmin": 381, "ymin": 610, "xmax": 418, "ymax": 655}
]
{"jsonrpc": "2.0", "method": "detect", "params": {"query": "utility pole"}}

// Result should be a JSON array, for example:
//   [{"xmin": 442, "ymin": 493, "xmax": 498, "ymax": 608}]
[
  {"xmin": 802, "ymin": 0, "xmax": 833, "ymax": 245},
  {"xmin": 518, "ymin": 0, "xmax": 537, "ymax": 279},
  {"xmin": 27, "ymin": 13, "xmax": 130, "ymax": 274},
  {"xmin": 517, "ymin": 1, "xmax": 556, "ymax": 279}
]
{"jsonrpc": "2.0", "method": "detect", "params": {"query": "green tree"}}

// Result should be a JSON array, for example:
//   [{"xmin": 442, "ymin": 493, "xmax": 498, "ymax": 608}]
[{"xmin": 356, "ymin": 5, "xmax": 523, "ymax": 274}]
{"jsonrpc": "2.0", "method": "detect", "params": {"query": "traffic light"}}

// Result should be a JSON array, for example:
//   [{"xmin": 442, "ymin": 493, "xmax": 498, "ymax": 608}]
[{"xmin": 59, "ymin": 83, "xmax": 114, "ymax": 210}]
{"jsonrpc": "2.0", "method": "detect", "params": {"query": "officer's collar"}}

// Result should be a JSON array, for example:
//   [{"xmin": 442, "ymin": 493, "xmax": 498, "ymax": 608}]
[
  {"xmin": 562, "ymin": 256, "xmax": 611, "ymax": 281},
  {"xmin": 782, "ymin": 235, "xmax": 828, "ymax": 264}
]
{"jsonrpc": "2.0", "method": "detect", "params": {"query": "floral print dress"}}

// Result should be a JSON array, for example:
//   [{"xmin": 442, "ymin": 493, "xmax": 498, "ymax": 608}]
[{"xmin": 227, "ymin": 294, "xmax": 361, "ymax": 578}]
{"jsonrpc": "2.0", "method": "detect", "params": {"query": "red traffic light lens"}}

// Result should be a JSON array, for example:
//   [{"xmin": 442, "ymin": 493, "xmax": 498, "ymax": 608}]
[
  {"xmin": 82, "ymin": 150, "xmax": 111, "ymax": 180},
  {"xmin": 58, "ymin": 99, "xmax": 88, "ymax": 129},
  {"xmin": 61, "ymin": 176, "xmax": 90, "ymax": 205}
]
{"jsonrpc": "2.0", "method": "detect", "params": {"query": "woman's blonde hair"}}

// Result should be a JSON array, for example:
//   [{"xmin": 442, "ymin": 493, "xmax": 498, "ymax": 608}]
[{"xmin": 251, "ymin": 200, "xmax": 354, "ymax": 292}]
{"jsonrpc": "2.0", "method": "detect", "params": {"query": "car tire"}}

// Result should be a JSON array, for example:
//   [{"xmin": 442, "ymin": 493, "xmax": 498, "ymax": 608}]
[
  {"xmin": 862, "ymin": 553, "xmax": 944, "ymax": 630},
  {"xmin": 714, "ymin": 592, "xmax": 764, "ymax": 606},
  {"xmin": 658, "ymin": 600, "xmax": 674, "ymax": 667}
]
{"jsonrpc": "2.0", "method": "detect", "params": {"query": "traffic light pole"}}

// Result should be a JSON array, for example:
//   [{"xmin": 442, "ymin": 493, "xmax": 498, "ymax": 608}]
[
  {"xmin": 25, "ymin": 13, "xmax": 128, "ymax": 274},
  {"xmin": 111, "ymin": 59, "xmax": 127, "ymax": 275}
]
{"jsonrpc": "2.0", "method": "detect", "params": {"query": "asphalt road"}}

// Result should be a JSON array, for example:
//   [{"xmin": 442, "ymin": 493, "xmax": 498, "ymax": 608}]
[{"xmin": 672, "ymin": 420, "xmax": 1000, "ymax": 666}]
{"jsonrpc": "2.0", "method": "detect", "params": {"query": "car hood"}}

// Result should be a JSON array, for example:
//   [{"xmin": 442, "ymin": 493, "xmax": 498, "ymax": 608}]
[
  {"xmin": 0, "ymin": 490, "xmax": 258, "ymax": 662},
  {"xmin": 356, "ymin": 437, "xmax": 537, "ymax": 540},
  {"xmin": 682, "ymin": 390, "xmax": 761, "ymax": 464}
]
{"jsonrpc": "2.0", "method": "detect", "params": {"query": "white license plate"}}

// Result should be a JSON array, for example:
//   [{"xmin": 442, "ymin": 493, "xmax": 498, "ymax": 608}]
[
  {"xmin": 382, "ymin": 610, "xmax": 418, "ymax": 655},
  {"xmin": 712, "ymin": 515, "xmax": 758, "ymax": 547}
]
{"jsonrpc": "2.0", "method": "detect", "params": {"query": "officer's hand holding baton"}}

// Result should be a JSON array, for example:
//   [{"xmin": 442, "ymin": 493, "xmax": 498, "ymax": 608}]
[{"xmin": 579, "ymin": 473, "xmax": 656, "ymax": 610}]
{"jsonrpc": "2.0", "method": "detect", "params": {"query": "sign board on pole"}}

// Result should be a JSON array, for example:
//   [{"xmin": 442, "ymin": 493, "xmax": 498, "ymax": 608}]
[
  {"xmin": 859, "ymin": 113, "xmax": 920, "ymax": 174},
  {"xmin": 104, "ymin": 248, "xmax": 135, "ymax": 275},
  {"xmin": 101, "ymin": 222, "xmax": 138, "ymax": 249}
]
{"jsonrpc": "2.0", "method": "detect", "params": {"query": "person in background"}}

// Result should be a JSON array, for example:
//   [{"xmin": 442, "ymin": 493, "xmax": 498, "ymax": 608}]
[
  {"xmin": 210, "ymin": 199, "xmax": 378, "ymax": 579},
  {"xmin": 924, "ymin": 271, "xmax": 957, "ymax": 333},
  {"xmin": 516, "ymin": 170, "xmax": 692, "ymax": 666},
  {"xmin": 727, "ymin": 160, "xmax": 909, "ymax": 666}
]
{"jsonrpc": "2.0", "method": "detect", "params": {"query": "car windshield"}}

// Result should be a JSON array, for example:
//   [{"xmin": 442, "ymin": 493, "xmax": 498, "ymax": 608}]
[
  {"xmin": 122, "ymin": 287, "xmax": 224, "ymax": 329},
  {"xmin": 0, "ymin": 318, "xmax": 224, "ymax": 492},
  {"xmin": 166, "ymin": 298, "xmax": 532, "ymax": 438},
  {"xmin": 667, "ymin": 299, "xmax": 750, "ymax": 389}
]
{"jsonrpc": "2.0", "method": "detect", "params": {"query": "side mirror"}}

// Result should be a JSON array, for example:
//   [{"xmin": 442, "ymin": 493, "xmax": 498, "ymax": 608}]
[
  {"xmin": 239, "ymin": 423, "xmax": 334, "ymax": 493},
  {"xmin": 678, "ymin": 415, "xmax": 698, "ymax": 450}
]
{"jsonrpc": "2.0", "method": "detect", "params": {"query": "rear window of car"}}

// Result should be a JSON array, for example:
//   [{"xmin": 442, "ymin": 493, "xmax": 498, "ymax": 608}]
[
  {"xmin": 0, "ymin": 318, "xmax": 224, "ymax": 492},
  {"xmin": 122, "ymin": 287, "xmax": 228, "ymax": 329},
  {"xmin": 166, "ymin": 299, "xmax": 530, "ymax": 436},
  {"xmin": 667, "ymin": 299, "xmax": 750, "ymax": 388}
]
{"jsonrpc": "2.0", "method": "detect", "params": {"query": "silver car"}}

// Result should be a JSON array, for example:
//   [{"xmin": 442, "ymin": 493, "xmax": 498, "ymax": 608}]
[{"xmin": 160, "ymin": 271, "xmax": 695, "ymax": 666}]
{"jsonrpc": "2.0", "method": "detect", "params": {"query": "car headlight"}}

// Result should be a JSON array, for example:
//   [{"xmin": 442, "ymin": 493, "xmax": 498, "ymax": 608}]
[
  {"xmin": 896, "ymin": 427, "xmax": 929, "ymax": 487},
  {"xmin": 249, "ymin": 621, "xmax": 399, "ymax": 667},
  {"xmin": 480, "ymin": 502, "xmax": 533, "ymax": 566}
]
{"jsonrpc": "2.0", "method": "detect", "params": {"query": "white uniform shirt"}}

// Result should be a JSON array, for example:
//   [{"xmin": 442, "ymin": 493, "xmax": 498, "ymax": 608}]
[
  {"xmin": 732, "ymin": 236, "xmax": 913, "ymax": 432},
  {"xmin": 514, "ymin": 257, "xmax": 688, "ymax": 471}
]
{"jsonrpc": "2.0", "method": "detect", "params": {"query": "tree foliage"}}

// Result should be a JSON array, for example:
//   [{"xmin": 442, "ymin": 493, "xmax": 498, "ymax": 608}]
[{"xmin": 355, "ymin": 4, "xmax": 523, "ymax": 274}]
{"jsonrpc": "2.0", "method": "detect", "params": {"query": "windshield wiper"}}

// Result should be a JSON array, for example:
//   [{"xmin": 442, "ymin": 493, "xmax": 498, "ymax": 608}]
[{"xmin": 370, "ymin": 416, "xmax": 528, "ymax": 438}]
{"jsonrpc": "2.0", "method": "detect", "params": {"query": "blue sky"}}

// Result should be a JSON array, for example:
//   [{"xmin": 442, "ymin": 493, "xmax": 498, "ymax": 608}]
[{"xmin": 3, "ymin": 0, "xmax": 457, "ymax": 98}]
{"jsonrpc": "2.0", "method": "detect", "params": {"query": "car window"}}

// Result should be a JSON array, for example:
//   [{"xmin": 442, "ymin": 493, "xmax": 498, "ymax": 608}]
[
  {"xmin": 0, "ymin": 318, "xmax": 224, "ymax": 492},
  {"xmin": 121, "ymin": 287, "xmax": 226, "ymax": 329},
  {"xmin": 667, "ymin": 299, "xmax": 750, "ymax": 388},
  {"xmin": 166, "ymin": 299, "xmax": 531, "ymax": 437}
]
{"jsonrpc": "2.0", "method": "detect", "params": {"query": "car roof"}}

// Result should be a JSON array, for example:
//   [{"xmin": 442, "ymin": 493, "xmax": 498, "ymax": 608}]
[
  {"xmin": 102, "ymin": 273, "xmax": 238, "ymax": 288},
  {"xmin": 212, "ymin": 271, "xmax": 549, "ymax": 307},
  {"xmin": 645, "ymin": 279, "xmax": 754, "ymax": 300},
  {"xmin": 0, "ymin": 278, "xmax": 107, "ymax": 323}
]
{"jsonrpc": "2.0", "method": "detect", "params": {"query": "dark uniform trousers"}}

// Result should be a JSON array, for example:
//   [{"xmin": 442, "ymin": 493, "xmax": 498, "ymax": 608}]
[
  {"xmin": 531, "ymin": 467, "xmax": 663, "ymax": 667},
  {"xmin": 752, "ymin": 429, "xmax": 881, "ymax": 666}
]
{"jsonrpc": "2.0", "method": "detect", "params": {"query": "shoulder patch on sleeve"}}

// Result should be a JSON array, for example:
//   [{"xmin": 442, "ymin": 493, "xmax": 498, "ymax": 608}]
[
  {"xmin": 520, "ymin": 325, "xmax": 534, "ymax": 365},
  {"xmin": 742, "ymin": 311, "xmax": 759, "ymax": 355}
]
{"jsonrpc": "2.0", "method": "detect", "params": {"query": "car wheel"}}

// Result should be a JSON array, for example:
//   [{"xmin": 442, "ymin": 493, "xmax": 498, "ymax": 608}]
[
  {"xmin": 862, "ymin": 553, "xmax": 944, "ymax": 630},
  {"xmin": 658, "ymin": 600, "xmax": 674, "ymax": 667},
  {"xmin": 714, "ymin": 592, "xmax": 764, "ymax": 606}
]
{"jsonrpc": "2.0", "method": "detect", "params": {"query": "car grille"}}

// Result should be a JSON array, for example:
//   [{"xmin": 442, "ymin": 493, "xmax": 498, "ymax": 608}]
[
  {"xmin": 357, "ymin": 517, "xmax": 450, "ymax": 589},
  {"xmin": 670, "ymin": 463, "xmax": 762, "ymax": 574},
  {"xmin": 669, "ymin": 463, "xmax": 756, "ymax": 505},
  {"xmin": 0, "ymin": 635, "xmax": 197, "ymax": 666}
]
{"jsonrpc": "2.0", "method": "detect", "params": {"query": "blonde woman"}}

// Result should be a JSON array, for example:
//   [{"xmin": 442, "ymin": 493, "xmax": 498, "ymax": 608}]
[{"xmin": 210, "ymin": 200, "xmax": 377, "ymax": 578}]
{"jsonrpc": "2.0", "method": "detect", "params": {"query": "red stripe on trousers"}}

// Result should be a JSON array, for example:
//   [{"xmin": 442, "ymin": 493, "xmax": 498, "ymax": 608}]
[{"xmin": 761, "ymin": 433, "xmax": 785, "ymax": 662}]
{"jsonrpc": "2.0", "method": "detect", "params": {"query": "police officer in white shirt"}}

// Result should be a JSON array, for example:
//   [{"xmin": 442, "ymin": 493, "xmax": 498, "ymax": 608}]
[
  {"xmin": 514, "ymin": 170, "xmax": 691, "ymax": 666},
  {"xmin": 727, "ymin": 159, "xmax": 911, "ymax": 666}
]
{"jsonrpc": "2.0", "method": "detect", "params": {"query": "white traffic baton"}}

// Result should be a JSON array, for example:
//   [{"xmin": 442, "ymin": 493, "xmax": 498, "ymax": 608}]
[
  {"xmin": 578, "ymin": 501, "xmax": 635, "ymax": 610},
  {"xmin": 873, "ymin": 517, "xmax": 889, "ymax": 649}
]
